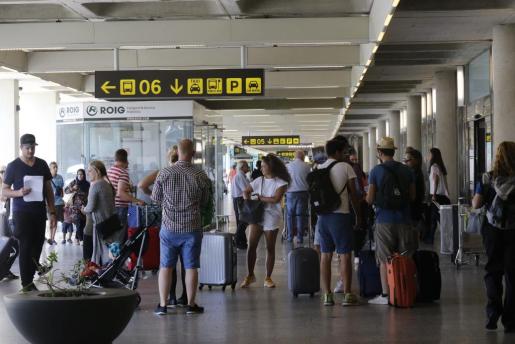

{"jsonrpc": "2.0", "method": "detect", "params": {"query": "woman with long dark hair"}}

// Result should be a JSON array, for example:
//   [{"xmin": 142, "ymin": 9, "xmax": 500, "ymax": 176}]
[
  {"xmin": 424, "ymin": 147, "xmax": 451, "ymax": 244},
  {"xmin": 240, "ymin": 154, "xmax": 290, "ymax": 288},
  {"xmin": 472, "ymin": 141, "xmax": 515, "ymax": 332},
  {"xmin": 65, "ymin": 169, "xmax": 90, "ymax": 247}
]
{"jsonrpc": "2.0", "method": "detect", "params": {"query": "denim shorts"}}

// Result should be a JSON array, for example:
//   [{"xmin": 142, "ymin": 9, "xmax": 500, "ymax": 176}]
[
  {"xmin": 159, "ymin": 230, "xmax": 203, "ymax": 269},
  {"xmin": 318, "ymin": 213, "xmax": 353, "ymax": 254},
  {"xmin": 62, "ymin": 222, "xmax": 74, "ymax": 234}
]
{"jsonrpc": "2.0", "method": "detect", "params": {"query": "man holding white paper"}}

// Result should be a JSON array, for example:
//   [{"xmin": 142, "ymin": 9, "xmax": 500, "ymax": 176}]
[{"xmin": 1, "ymin": 134, "xmax": 56, "ymax": 291}]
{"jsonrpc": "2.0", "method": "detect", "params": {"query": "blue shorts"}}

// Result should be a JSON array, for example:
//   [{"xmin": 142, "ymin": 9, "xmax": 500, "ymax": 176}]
[
  {"xmin": 62, "ymin": 222, "xmax": 74, "ymax": 234},
  {"xmin": 318, "ymin": 213, "xmax": 353, "ymax": 254},
  {"xmin": 159, "ymin": 230, "xmax": 203, "ymax": 269}
]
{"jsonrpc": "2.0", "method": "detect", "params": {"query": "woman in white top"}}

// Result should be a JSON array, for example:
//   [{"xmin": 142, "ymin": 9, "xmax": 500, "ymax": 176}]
[
  {"xmin": 240, "ymin": 154, "xmax": 290, "ymax": 288},
  {"xmin": 424, "ymin": 147, "xmax": 451, "ymax": 244}
]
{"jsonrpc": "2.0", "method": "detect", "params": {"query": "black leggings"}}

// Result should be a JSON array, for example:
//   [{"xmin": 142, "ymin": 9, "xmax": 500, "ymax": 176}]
[
  {"xmin": 482, "ymin": 224, "xmax": 515, "ymax": 328},
  {"xmin": 169, "ymin": 254, "xmax": 187, "ymax": 301},
  {"xmin": 13, "ymin": 212, "xmax": 46, "ymax": 287},
  {"xmin": 74, "ymin": 216, "xmax": 86, "ymax": 242},
  {"xmin": 83, "ymin": 234, "xmax": 93, "ymax": 261}
]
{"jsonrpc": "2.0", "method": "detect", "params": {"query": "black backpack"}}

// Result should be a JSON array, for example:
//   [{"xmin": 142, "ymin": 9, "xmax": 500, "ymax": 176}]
[
  {"xmin": 307, "ymin": 161, "xmax": 347, "ymax": 215},
  {"xmin": 375, "ymin": 163, "xmax": 410, "ymax": 210}
]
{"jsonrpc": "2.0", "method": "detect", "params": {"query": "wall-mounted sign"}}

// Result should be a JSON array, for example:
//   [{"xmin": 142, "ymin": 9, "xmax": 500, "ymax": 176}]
[
  {"xmin": 95, "ymin": 69, "xmax": 264, "ymax": 100},
  {"xmin": 242, "ymin": 136, "xmax": 300, "ymax": 146},
  {"xmin": 276, "ymin": 151, "xmax": 296, "ymax": 159},
  {"xmin": 56, "ymin": 101, "xmax": 195, "ymax": 122}
]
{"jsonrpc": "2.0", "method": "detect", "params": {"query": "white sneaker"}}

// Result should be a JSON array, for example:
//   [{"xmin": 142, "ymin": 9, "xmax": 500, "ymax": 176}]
[
  {"xmin": 333, "ymin": 279, "xmax": 344, "ymax": 293},
  {"xmin": 368, "ymin": 295, "xmax": 389, "ymax": 305}
]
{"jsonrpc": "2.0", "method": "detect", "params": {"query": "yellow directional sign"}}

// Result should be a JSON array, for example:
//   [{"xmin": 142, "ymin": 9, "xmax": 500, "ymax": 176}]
[
  {"xmin": 242, "ymin": 136, "xmax": 300, "ymax": 146},
  {"xmin": 187, "ymin": 78, "xmax": 203, "ymax": 95},
  {"xmin": 101, "ymin": 81, "xmax": 116, "ymax": 94},
  {"xmin": 277, "ymin": 151, "xmax": 296, "ymax": 159},
  {"xmin": 170, "ymin": 79, "xmax": 183, "ymax": 95},
  {"xmin": 95, "ymin": 69, "xmax": 264, "ymax": 99}
]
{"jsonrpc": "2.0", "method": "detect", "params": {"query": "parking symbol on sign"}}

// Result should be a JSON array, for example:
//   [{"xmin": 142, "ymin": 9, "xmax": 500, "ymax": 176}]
[{"xmin": 226, "ymin": 78, "xmax": 242, "ymax": 94}]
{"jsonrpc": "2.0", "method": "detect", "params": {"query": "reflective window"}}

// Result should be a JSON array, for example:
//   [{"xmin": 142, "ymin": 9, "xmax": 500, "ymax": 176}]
[{"xmin": 467, "ymin": 50, "xmax": 490, "ymax": 102}]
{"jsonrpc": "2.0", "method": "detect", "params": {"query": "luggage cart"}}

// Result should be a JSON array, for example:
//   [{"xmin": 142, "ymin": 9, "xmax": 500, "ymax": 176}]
[{"xmin": 455, "ymin": 201, "xmax": 484, "ymax": 269}]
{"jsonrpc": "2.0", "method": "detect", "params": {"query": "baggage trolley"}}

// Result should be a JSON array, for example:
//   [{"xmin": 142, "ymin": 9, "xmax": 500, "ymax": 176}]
[{"xmin": 455, "ymin": 201, "xmax": 484, "ymax": 269}]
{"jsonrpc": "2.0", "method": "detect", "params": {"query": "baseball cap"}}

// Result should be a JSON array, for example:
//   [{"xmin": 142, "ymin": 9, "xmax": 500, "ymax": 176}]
[{"xmin": 20, "ymin": 134, "xmax": 38, "ymax": 146}]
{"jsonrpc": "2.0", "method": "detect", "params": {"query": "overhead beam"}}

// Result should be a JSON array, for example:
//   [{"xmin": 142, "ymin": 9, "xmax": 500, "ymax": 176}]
[
  {"xmin": 0, "ymin": 17, "xmax": 369, "ymax": 50},
  {"xmin": 27, "ymin": 46, "xmax": 359, "ymax": 73}
]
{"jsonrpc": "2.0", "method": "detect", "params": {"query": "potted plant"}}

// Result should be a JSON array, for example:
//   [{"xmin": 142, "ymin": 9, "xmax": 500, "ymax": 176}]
[{"xmin": 3, "ymin": 252, "xmax": 139, "ymax": 344}]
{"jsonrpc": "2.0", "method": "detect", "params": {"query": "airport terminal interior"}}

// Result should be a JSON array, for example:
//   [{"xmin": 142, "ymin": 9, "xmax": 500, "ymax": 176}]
[{"xmin": 1, "ymin": 0, "xmax": 515, "ymax": 343}]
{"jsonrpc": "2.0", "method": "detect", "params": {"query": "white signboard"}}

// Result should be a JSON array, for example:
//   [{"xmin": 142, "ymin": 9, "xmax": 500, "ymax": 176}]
[{"xmin": 57, "ymin": 101, "xmax": 195, "ymax": 121}]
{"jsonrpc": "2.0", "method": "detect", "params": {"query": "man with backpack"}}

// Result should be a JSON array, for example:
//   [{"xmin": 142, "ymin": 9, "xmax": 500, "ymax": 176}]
[
  {"xmin": 309, "ymin": 139, "xmax": 362, "ymax": 306},
  {"xmin": 366, "ymin": 137, "xmax": 416, "ymax": 305}
]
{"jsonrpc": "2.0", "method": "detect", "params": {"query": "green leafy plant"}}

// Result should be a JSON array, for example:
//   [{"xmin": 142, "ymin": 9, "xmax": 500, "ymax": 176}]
[{"xmin": 24, "ymin": 252, "xmax": 91, "ymax": 297}]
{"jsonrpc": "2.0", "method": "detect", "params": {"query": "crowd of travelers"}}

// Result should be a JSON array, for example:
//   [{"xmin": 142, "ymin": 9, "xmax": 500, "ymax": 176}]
[{"xmin": 1, "ymin": 132, "xmax": 514, "ymax": 331}]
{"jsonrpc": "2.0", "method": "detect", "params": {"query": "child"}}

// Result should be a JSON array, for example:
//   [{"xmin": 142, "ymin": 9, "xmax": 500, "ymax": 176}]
[{"xmin": 61, "ymin": 204, "xmax": 74, "ymax": 244}]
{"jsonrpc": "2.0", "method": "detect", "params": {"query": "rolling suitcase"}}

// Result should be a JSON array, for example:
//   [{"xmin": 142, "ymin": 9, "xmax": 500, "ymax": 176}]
[
  {"xmin": 413, "ymin": 250, "xmax": 441, "ymax": 302},
  {"xmin": 288, "ymin": 206, "xmax": 320, "ymax": 297},
  {"xmin": 387, "ymin": 253, "xmax": 417, "ymax": 308},
  {"xmin": 288, "ymin": 247, "xmax": 320, "ymax": 297},
  {"xmin": 0, "ymin": 236, "xmax": 18, "ymax": 280},
  {"xmin": 358, "ymin": 249, "xmax": 382, "ymax": 297},
  {"xmin": 127, "ymin": 205, "xmax": 161, "ymax": 229},
  {"xmin": 199, "ymin": 232, "xmax": 237, "ymax": 291}
]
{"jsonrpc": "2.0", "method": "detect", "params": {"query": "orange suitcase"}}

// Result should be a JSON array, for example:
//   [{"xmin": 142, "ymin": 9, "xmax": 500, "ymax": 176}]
[{"xmin": 387, "ymin": 253, "xmax": 417, "ymax": 308}]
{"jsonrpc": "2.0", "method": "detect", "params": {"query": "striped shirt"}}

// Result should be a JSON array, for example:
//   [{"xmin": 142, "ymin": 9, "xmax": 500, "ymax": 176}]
[
  {"xmin": 107, "ymin": 165, "xmax": 131, "ymax": 208},
  {"xmin": 151, "ymin": 161, "xmax": 211, "ymax": 233}
]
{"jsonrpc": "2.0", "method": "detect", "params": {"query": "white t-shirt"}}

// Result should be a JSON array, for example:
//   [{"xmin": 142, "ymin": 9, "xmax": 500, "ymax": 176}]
[
  {"xmin": 250, "ymin": 176, "xmax": 288, "ymax": 231},
  {"xmin": 317, "ymin": 158, "xmax": 357, "ymax": 214},
  {"xmin": 429, "ymin": 164, "xmax": 449, "ymax": 197}
]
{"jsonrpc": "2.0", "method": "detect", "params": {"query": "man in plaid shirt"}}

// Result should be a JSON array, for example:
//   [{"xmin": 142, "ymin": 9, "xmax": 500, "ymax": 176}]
[{"xmin": 152, "ymin": 139, "xmax": 211, "ymax": 315}]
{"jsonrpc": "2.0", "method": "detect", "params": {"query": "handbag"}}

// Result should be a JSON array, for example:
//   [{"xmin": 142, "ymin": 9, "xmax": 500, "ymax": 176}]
[
  {"xmin": 238, "ymin": 178, "xmax": 265, "ymax": 225},
  {"xmin": 95, "ymin": 214, "xmax": 121, "ymax": 239},
  {"xmin": 466, "ymin": 208, "xmax": 486, "ymax": 234}
]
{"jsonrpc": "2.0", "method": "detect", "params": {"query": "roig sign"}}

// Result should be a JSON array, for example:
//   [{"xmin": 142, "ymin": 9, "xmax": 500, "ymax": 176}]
[{"xmin": 85, "ymin": 105, "xmax": 126, "ymax": 117}]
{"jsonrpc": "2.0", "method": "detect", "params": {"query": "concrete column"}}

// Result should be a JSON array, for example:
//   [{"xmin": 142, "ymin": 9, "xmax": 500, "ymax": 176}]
[
  {"xmin": 492, "ymin": 25, "xmax": 515, "ymax": 152},
  {"xmin": 0, "ymin": 80, "xmax": 19, "ymax": 165},
  {"xmin": 362, "ymin": 131, "xmax": 369, "ymax": 173},
  {"xmin": 435, "ymin": 70, "xmax": 458, "ymax": 202},
  {"xmin": 388, "ymin": 110, "xmax": 401, "ymax": 160},
  {"xmin": 377, "ymin": 120, "xmax": 387, "ymax": 142},
  {"xmin": 19, "ymin": 91, "xmax": 59, "ymax": 163},
  {"xmin": 407, "ymin": 95, "xmax": 422, "ymax": 150},
  {"xmin": 368, "ymin": 126, "xmax": 377, "ymax": 170}
]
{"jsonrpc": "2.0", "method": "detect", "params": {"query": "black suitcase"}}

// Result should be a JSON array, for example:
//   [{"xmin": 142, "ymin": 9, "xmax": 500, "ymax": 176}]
[
  {"xmin": 0, "ymin": 236, "xmax": 18, "ymax": 280},
  {"xmin": 358, "ymin": 249, "xmax": 383, "ymax": 297},
  {"xmin": 413, "ymin": 250, "xmax": 441, "ymax": 302},
  {"xmin": 288, "ymin": 247, "xmax": 320, "ymax": 297}
]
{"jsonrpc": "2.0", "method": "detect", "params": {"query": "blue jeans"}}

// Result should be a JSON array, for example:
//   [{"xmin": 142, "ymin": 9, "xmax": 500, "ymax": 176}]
[{"xmin": 286, "ymin": 191, "xmax": 309, "ymax": 243}]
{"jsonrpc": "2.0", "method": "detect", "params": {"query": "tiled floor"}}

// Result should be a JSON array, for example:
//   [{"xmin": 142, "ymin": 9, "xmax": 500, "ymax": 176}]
[{"xmin": 0, "ymin": 201, "xmax": 513, "ymax": 344}]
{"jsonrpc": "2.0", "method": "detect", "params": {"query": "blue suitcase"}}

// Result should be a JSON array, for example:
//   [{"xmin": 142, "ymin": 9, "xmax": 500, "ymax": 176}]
[
  {"xmin": 127, "ymin": 205, "xmax": 161, "ymax": 228},
  {"xmin": 358, "ymin": 250, "xmax": 383, "ymax": 297}
]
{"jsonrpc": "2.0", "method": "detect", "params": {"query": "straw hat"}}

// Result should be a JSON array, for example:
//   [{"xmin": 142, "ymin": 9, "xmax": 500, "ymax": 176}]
[{"xmin": 377, "ymin": 137, "xmax": 398, "ymax": 150}]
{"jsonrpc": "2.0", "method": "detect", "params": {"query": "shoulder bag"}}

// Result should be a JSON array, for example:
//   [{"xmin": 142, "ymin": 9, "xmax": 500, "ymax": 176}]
[{"xmin": 238, "ymin": 177, "xmax": 265, "ymax": 225}]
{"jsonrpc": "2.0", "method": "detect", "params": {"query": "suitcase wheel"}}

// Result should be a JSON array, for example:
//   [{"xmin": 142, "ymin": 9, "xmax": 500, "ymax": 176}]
[
  {"xmin": 222, "ymin": 286, "xmax": 226, "ymax": 291},
  {"xmin": 231, "ymin": 283, "xmax": 236, "ymax": 290},
  {"xmin": 135, "ymin": 293, "xmax": 141, "ymax": 307},
  {"xmin": 293, "ymin": 293, "xmax": 298, "ymax": 298},
  {"xmin": 208, "ymin": 286, "xmax": 212, "ymax": 291},
  {"xmin": 310, "ymin": 293, "xmax": 314, "ymax": 297},
  {"xmin": 199, "ymin": 284, "xmax": 204, "ymax": 291}
]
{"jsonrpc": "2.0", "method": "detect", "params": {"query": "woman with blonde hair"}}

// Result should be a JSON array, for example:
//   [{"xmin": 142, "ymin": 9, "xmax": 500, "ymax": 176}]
[
  {"xmin": 81, "ymin": 160, "xmax": 120, "ymax": 272},
  {"xmin": 472, "ymin": 141, "xmax": 515, "ymax": 332}
]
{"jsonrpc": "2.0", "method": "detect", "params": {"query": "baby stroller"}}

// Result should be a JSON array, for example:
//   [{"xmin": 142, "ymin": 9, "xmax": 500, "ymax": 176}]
[{"xmin": 88, "ymin": 214, "xmax": 159, "ymax": 306}]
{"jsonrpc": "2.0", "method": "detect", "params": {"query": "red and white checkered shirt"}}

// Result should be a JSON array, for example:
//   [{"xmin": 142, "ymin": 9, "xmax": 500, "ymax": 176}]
[{"xmin": 151, "ymin": 161, "xmax": 211, "ymax": 233}]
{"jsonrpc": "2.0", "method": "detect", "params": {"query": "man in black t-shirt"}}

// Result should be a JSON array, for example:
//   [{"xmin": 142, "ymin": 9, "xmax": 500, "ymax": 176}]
[{"xmin": 1, "ymin": 134, "xmax": 56, "ymax": 291}]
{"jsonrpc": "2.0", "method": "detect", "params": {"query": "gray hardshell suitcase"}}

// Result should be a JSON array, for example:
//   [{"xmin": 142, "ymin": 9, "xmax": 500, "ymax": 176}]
[
  {"xmin": 199, "ymin": 232, "xmax": 237, "ymax": 291},
  {"xmin": 288, "ymin": 247, "xmax": 320, "ymax": 297}
]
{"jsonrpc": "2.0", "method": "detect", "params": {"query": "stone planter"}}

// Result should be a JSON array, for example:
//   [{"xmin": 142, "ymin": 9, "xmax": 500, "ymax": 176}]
[{"xmin": 3, "ymin": 288, "xmax": 138, "ymax": 344}]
